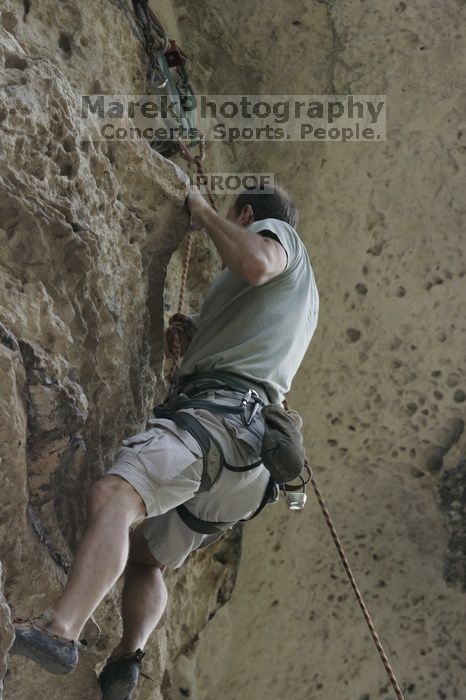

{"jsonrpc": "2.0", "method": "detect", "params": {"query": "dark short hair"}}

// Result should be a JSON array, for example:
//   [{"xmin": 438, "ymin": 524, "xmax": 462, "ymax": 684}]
[{"xmin": 233, "ymin": 185, "xmax": 299, "ymax": 228}]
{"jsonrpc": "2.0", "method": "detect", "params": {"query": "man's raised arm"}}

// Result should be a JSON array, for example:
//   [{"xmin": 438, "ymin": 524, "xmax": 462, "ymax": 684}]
[{"xmin": 186, "ymin": 188, "xmax": 287, "ymax": 286}]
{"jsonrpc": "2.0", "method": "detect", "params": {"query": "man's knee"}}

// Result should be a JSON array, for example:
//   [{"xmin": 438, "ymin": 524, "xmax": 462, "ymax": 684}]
[{"xmin": 86, "ymin": 475, "xmax": 146, "ymax": 521}]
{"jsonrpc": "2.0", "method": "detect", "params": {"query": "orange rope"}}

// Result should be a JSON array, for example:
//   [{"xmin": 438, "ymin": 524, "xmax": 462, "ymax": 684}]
[
  {"xmin": 177, "ymin": 230, "xmax": 193, "ymax": 315},
  {"xmin": 282, "ymin": 401, "xmax": 405, "ymax": 698},
  {"xmin": 309, "ymin": 470, "xmax": 406, "ymax": 700},
  {"xmin": 165, "ymin": 135, "xmax": 217, "ymax": 383},
  {"xmin": 165, "ymin": 231, "xmax": 192, "ymax": 383},
  {"xmin": 177, "ymin": 134, "xmax": 218, "ymax": 212}
]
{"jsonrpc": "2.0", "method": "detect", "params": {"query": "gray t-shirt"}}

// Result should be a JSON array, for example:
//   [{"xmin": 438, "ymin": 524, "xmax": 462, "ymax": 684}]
[{"xmin": 178, "ymin": 217, "xmax": 319, "ymax": 405}]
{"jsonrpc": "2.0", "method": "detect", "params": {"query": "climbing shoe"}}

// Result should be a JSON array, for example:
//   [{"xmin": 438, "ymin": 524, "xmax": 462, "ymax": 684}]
[
  {"xmin": 10, "ymin": 611, "xmax": 81, "ymax": 675},
  {"xmin": 99, "ymin": 648, "xmax": 146, "ymax": 700}
]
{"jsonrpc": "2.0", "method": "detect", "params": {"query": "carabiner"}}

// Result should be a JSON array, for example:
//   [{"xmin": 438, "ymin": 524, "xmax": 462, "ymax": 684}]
[
  {"xmin": 241, "ymin": 389, "xmax": 253, "ymax": 407},
  {"xmin": 245, "ymin": 400, "xmax": 261, "ymax": 426},
  {"xmin": 241, "ymin": 389, "xmax": 261, "ymax": 426}
]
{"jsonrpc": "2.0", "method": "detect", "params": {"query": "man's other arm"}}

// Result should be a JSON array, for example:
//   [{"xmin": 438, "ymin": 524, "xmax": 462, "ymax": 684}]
[{"xmin": 187, "ymin": 191, "xmax": 287, "ymax": 286}]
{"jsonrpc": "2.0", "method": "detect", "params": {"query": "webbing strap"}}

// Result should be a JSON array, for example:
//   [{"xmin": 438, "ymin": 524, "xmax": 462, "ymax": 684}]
[
  {"xmin": 162, "ymin": 410, "xmax": 211, "ymax": 453},
  {"xmin": 175, "ymin": 370, "xmax": 250, "ymax": 392},
  {"xmin": 176, "ymin": 476, "xmax": 276, "ymax": 535},
  {"xmin": 156, "ymin": 397, "xmax": 246, "ymax": 415},
  {"xmin": 176, "ymin": 503, "xmax": 234, "ymax": 535},
  {"xmin": 222, "ymin": 458, "xmax": 264, "ymax": 473},
  {"xmin": 174, "ymin": 370, "xmax": 267, "ymax": 400},
  {"xmin": 241, "ymin": 476, "xmax": 276, "ymax": 523},
  {"xmin": 161, "ymin": 410, "xmax": 213, "ymax": 493}
]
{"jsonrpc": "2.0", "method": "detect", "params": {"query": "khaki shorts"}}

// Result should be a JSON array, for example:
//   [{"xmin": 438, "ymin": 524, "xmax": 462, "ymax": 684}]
[{"xmin": 106, "ymin": 389, "xmax": 271, "ymax": 569}]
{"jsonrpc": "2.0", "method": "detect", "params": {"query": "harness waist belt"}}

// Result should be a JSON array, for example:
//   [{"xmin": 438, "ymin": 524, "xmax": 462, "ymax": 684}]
[
  {"xmin": 173, "ymin": 370, "xmax": 271, "ymax": 405},
  {"xmin": 155, "ymin": 397, "xmax": 246, "ymax": 416}
]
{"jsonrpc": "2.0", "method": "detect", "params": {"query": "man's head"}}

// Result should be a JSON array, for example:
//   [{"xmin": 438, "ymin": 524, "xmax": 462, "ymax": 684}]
[{"xmin": 227, "ymin": 185, "xmax": 299, "ymax": 229}]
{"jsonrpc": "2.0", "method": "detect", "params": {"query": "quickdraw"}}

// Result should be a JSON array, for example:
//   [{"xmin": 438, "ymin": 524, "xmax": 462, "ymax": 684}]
[
  {"xmin": 132, "ymin": 0, "xmax": 200, "ymax": 157},
  {"xmin": 109, "ymin": 1, "xmax": 201, "ymax": 157}
]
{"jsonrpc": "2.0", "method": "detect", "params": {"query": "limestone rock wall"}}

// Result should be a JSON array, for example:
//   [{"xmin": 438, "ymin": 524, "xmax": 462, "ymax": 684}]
[{"xmin": 0, "ymin": 2, "xmax": 238, "ymax": 698}]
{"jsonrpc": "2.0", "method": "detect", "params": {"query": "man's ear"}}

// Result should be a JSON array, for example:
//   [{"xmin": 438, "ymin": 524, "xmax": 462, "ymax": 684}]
[{"xmin": 238, "ymin": 203, "xmax": 255, "ymax": 227}]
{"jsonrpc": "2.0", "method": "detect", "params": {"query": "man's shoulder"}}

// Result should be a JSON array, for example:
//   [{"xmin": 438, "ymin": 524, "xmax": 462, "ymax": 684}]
[
  {"xmin": 247, "ymin": 218, "xmax": 299, "ymax": 238},
  {"xmin": 249, "ymin": 218, "xmax": 309, "ymax": 275}
]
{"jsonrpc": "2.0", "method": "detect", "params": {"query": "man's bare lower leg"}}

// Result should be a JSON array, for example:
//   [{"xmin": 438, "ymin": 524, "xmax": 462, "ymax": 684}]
[
  {"xmin": 110, "ymin": 562, "xmax": 168, "ymax": 656},
  {"xmin": 43, "ymin": 476, "xmax": 146, "ymax": 641}
]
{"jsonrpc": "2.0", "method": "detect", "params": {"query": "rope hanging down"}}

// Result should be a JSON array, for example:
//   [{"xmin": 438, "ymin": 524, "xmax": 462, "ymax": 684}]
[
  {"xmin": 308, "ymin": 472, "xmax": 406, "ymax": 700},
  {"xmin": 165, "ymin": 136, "xmax": 217, "ymax": 384},
  {"xmin": 168, "ymin": 159, "xmax": 406, "ymax": 699}
]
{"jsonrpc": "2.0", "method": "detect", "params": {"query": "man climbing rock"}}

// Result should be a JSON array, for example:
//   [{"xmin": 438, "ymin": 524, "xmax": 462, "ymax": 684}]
[{"xmin": 10, "ymin": 185, "xmax": 319, "ymax": 698}]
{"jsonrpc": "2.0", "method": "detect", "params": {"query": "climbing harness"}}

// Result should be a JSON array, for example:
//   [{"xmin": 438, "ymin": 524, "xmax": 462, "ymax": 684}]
[
  {"xmin": 152, "ymin": 371, "xmax": 278, "ymax": 534},
  {"xmin": 156, "ymin": 383, "xmax": 406, "ymax": 699}
]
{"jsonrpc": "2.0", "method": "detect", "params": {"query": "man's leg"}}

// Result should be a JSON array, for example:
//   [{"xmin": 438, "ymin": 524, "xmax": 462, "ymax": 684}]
[
  {"xmin": 44, "ymin": 475, "xmax": 146, "ymax": 641},
  {"xmin": 110, "ymin": 522, "xmax": 168, "ymax": 657}
]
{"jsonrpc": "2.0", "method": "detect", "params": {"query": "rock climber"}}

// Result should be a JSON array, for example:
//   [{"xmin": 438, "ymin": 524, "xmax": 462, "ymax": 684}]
[{"xmin": 11, "ymin": 184, "xmax": 319, "ymax": 699}]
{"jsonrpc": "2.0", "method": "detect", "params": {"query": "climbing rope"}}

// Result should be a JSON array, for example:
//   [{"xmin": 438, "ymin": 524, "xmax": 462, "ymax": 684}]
[
  {"xmin": 308, "ymin": 468, "xmax": 406, "ymax": 700},
  {"xmin": 281, "ymin": 397, "xmax": 404, "ymax": 696},
  {"xmin": 168, "ymin": 182, "xmax": 406, "ymax": 698},
  {"xmin": 177, "ymin": 134, "xmax": 218, "ymax": 212},
  {"xmin": 165, "ymin": 135, "xmax": 217, "ymax": 383}
]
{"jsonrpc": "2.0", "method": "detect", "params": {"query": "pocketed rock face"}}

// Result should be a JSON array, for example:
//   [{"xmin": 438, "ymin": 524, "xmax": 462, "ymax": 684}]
[{"xmin": 0, "ymin": 4, "xmax": 238, "ymax": 698}]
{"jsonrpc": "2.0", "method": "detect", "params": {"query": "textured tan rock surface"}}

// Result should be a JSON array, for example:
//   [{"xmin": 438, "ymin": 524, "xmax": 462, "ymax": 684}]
[
  {"xmin": 0, "ymin": 2, "xmax": 238, "ymax": 698},
  {"xmin": 1, "ymin": 0, "xmax": 465, "ymax": 699}
]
